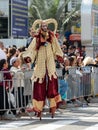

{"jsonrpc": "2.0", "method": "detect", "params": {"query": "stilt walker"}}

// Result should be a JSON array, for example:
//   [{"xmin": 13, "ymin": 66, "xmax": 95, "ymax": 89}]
[{"xmin": 21, "ymin": 18, "xmax": 64, "ymax": 120}]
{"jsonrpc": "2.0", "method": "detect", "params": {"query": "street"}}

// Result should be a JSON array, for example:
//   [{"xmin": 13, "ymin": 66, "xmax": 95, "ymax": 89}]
[
  {"xmin": 0, "ymin": 0, "xmax": 98, "ymax": 129},
  {"xmin": 0, "ymin": 97, "xmax": 98, "ymax": 130}
]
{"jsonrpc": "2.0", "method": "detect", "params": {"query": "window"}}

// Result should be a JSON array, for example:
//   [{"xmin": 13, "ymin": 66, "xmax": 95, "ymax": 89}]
[
  {"xmin": 71, "ymin": 0, "xmax": 81, "ymax": 8},
  {"xmin": 0, "ymin": 17, "xmax": 8, "ymax": 38}
]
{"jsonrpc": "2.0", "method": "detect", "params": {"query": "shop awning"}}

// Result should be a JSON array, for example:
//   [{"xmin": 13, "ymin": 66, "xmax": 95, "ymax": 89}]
[{"xmin": 69, "ymin": 34, "xmax": 81, "ymax": 41}]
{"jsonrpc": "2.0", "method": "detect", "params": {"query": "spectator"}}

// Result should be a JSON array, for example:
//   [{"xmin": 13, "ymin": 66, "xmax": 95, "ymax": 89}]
[
  {"xmin": 61, "ymin": 44, "xmax": 68, "ymax": 55},
  {"xmin": 0, "ymin": 41, "xmax": 7, "ymax": 60},
  {"xmin": 57, "ymin": 61, "xmax": 68, "ymax": 109},
  {"xmin": 81, "ymin": 46, "xmax": 86, "ymax": 60},
  {"xmin": 7, "ymin": 47, "xmax": 17, "ymax": 69},
  {"xmin": 0, "ymin": 59, "xmax": 12, "ymax": 119},
  {"xmin": 10, "ymin": 57, "xmax": 28, "ymax": 115},
  {"xmin": 26, "ymin": 28, "xmax": 35, "ymax": 48},
  {"xmin": 82, "ymin": 56, "xmax": 94, "ymax": 104},
  {"xmin": 94, "ymin": 54, "xmax": 98, "ymax": 66},
  {"xmin": 20, "ymin": 56, "xmax": 32, "ymax": 70},
  {"xmin": 68, "ymin": 45, "xmax": 76, "ymax": 57}
]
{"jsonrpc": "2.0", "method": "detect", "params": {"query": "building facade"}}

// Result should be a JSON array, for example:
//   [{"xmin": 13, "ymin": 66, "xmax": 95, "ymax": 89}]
[{"xmin": 0, "ymin": 0, "xmax": 31, "ymax": 38}]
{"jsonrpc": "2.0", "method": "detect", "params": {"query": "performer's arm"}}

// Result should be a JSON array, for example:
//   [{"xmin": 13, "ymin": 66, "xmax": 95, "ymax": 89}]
[
  {"xmin": 52, "ymin": 36, "xmax": 64, "ymax": 63},
  {"xmin": 20, "ymin": 38, "xmax": 37, "ymax": 64}
]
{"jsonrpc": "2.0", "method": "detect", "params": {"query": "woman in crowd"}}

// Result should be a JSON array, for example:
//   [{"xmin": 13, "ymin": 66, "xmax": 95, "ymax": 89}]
[{"xmin": 0, "ymin": 59, "xmax": 12, "ymax": 119}]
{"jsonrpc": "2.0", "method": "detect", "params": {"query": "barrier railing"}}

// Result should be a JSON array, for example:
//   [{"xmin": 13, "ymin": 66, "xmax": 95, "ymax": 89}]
[
  {"xmin": 57, "ymin": 66, "xmax": 94, "ymax": 104},
  {"xmin": 0, "ymin": 70, "xmax": 33, "ymax": 118},
  {"xmin": 0, "ymin": 66, "xmax": 98, "ymax": 119}
]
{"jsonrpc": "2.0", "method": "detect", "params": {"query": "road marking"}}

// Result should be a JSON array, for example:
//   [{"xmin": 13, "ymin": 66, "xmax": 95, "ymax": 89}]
[
  {"xmin": 84, "ymin": 124, "xmax": 98, "ymax": 130},
  {"xmin": 30, "ymin": 120, "xmax": 78, "ymax": 130},
  {"xmin": 30, "ymin": 116, "xmax": 98, "ymax": 120},
  {"xmin": 0, "ymin": 115, "xmax": 98, "ymax": 130},
  {"xmin": 79, "ymin": 117, "xmax": 98, "ymax": 120},
  {"xmin": 0, "ymin": 120, "xmax": 35, "ymax": 128},
  {"xmin": 72, "ymin": 107, "xmax": 98, "ymax": 111}
]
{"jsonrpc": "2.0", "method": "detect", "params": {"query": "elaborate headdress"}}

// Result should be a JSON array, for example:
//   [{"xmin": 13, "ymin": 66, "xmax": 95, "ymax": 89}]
[{"xmin": 32, "ymin": 18, "xmax": 58, "ymax": 34}]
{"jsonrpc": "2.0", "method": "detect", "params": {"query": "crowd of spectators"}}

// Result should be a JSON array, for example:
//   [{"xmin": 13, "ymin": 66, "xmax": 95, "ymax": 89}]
[
  {"xmin": 0, "ymin": 41, "xmax": 31, "ymax": 119},
  {"xmin": 56, "ymin": 38, "xmax": 98, "ymax": 108},
  {"xmin": 0, "ymin": 35, "xmax": 98, "ymax": 119}
]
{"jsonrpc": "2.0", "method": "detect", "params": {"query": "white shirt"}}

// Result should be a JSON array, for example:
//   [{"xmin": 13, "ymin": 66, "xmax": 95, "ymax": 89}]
[
  {"xmin": 0, "ymin": 48, "xmax": 7, "ymax": 60},
  {"xmin": 10, "ymin": 66, "xmax": 24, "ymax": 87}
]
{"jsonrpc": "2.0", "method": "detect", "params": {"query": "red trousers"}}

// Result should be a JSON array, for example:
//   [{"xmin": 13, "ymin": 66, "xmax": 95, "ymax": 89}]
[{"xmin": 33, "ymin": 75, "xmax": 61, "ymax": 112}]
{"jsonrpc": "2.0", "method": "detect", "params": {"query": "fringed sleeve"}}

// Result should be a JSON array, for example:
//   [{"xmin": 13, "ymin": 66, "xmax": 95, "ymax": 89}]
[
  {"xmin": 51, "ymin": 36, "xmax": 63, "ymax": 61},
  {"xmin": 21, "ymin": 38, "xmax": 37, "ymax": 64}
]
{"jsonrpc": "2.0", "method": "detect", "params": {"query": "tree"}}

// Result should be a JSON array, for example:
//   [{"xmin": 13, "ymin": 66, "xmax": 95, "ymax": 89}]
[{"xmin": 28, "ymin": 0, "xmax": 81, "ymax": 33}]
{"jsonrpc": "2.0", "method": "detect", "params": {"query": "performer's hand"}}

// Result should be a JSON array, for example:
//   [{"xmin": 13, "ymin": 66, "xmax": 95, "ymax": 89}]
[
  {"xmin": 56, "ymin": 55, "xmax": 64, "ymax": 63},
  {"xmin": 24, "ymin": 56, "xmax": 31, "ymax": 63}
]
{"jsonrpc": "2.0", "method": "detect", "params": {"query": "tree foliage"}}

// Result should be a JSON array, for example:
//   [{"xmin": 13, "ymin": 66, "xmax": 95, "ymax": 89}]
[{"xmin": 29, "ymin": 0, "xmax": 81, "ymax": 33}]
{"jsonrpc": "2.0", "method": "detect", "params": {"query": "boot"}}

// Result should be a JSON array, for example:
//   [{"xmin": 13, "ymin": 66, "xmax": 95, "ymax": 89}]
[
  {"xmin": 58, "ymin": 100, "xmax": 67, "ymax": 109},
  {"xmin": 37, "ymin": 112, "xmax": 42, "ymax": 120},
  {"xmin": 50, "ymin": 107, "xmax": 56, "ymax": 118}
]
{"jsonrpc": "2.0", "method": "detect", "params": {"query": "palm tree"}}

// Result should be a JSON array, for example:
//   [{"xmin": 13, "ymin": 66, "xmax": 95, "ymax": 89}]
[
  {"xmin": 28, "ymin": 0, "xmax": 81, "ymax": 33},
  {"xmin": 62, "ymin": 2, "xmax": 81, "ymax": 32}
]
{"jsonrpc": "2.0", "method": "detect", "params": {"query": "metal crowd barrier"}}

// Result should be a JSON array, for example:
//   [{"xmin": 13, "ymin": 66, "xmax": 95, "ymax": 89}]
[
  {"xmin": 0, "ymin": 69, "xmax": 33, "ymax": 118},
  {"xmin": 57, "ymin": 66, "xmax": 93, "ymax": 102},
  {"xmin": 91, "ymin": 67, "xmax": 98, "ymax": 96},
  {"xmin": 68, "ymin": 67, "xmax": 92, "ymax": 100},
  {"xmin": 0, "ymin": 66, "xmax": 98, "ymax": 119}
]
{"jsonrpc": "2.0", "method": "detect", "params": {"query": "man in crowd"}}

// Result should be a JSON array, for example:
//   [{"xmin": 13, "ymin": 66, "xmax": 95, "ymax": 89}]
[
  {"xmin": 26, "ymin": 28, "xmax": 35, "ymax": 48},
  {"xmin": 0, "ymin": 41, "xmax": 7, "ymax": 60}
]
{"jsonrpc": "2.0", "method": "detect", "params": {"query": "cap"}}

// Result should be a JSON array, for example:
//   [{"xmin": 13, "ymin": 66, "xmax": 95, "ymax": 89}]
[{"xmin": 10, "ymin": 57, "xmax": 18, "ymax": 66}]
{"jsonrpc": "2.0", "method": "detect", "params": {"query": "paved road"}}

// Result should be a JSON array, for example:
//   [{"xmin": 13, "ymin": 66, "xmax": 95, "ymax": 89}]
[{"xmin": 0, "ymin": 98, "xmax": 98, "ymax": 130}]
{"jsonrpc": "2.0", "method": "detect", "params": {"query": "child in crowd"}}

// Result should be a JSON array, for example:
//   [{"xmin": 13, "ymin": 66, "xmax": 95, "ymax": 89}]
[
  {"xmin": 10, "ymin": 57, "xmax": 28, "ymax": 115},
  {"xmin": 20, "ymin": 56, "xmax": 31, "ymax": 70},
  {"xmin": 56, "ymin": 60, "xmax": 68, "ymax": 108},
  {"xmin": 0, "ymin": 59, "xmax": 13, "ymax": 119}
]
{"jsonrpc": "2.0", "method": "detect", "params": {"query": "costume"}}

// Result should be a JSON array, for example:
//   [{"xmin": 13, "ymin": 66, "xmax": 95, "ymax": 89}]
[{"xmin": 21, "ymin": 19, "xmax": 64, "ymax": 119}]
